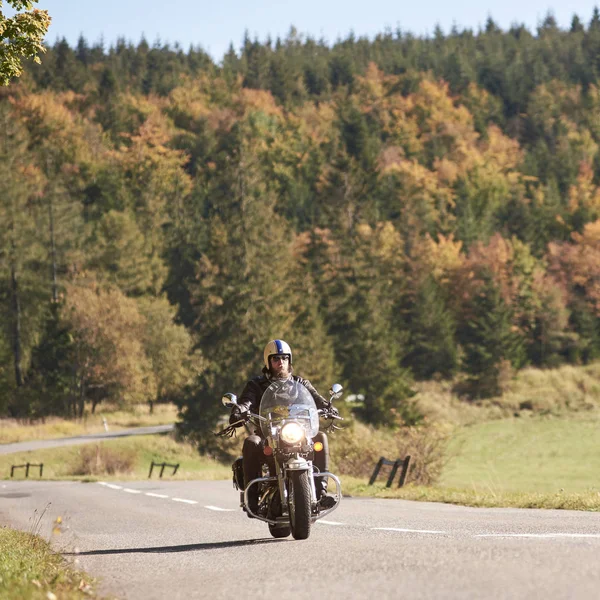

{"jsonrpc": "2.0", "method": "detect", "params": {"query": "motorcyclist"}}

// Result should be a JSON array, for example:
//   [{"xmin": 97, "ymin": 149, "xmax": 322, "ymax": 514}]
[{"xmin": 230, "ymin": 339, "xmax": 338, "ymax": 513}]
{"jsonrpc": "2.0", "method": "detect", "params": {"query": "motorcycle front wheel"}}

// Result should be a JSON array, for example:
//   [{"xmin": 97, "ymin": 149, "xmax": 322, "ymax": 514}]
[{"xmin": 288, "ymin": 470, "xmax": 312, "ymax": 540}]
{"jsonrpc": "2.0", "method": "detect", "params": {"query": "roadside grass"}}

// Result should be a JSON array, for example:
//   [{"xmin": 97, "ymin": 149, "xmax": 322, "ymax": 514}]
[
  {"xmin": 0, "ymin": 527, "xmax": 96, "ymax": 599},
  {"xmin": 0, "ymin": 433, "xmax": 231, "ymax": 481},
  {"xmin": 0, "ymin": 403, "xmax": 178, "ymax": 444},
  {"xmin": 341, "ymin": 413, "xmax": 600, "ymax": 510},
  {"xmin": 341, "ymin": 477, "xmax": 600, "ymax": 510}
]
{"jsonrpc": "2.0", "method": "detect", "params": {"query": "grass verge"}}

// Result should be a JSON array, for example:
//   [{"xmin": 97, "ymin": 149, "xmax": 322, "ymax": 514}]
[
  {"xmin": 0, "ymin": 527, "xmax": 96, "ymax": 599},
  {"xmin": 341, "ymin": 477, "xmax": 600, "ymax": 510}
]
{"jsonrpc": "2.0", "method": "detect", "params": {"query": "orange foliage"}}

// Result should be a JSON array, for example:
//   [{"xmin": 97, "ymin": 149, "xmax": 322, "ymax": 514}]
[
  {"xmin": 567, "ymin": 161, "xmax": 600, "ymax": 215},
  {"xmin": 239, "ymin": 88, "xmax": 283, "ymax": 118},
  {"xmin": 63, "ymin": 281, "xmax": 155, "ymax": 403}
]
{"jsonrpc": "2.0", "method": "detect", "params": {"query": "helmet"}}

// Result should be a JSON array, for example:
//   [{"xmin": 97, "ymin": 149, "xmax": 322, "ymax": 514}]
[{"xmin": 263, "ymin": 339, "xmax": 292, "ymax": 370}]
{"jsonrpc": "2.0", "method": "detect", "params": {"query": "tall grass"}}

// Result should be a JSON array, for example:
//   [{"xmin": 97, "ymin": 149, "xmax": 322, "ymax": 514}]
[{"xmin": 0, "ymin": 527, "xmax": 96, "ymax": 599}]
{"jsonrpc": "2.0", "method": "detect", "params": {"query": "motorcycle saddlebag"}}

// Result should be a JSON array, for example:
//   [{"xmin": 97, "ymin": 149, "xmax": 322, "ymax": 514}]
[{"xmin": 232, "ymin": 457, "xmax": 244, "ymax": 490}]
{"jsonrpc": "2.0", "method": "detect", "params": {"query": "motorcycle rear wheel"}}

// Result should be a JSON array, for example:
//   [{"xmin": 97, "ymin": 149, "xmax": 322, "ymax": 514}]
[
  {"xmin": 268, "ymin": 523, "xmax": 291, "ymax": 538},
  {"xmin": 288, "ymin": 470, "xmax": 312, "ymax": 540}
]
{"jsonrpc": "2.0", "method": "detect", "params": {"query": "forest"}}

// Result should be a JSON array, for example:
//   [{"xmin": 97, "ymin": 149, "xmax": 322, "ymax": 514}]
[{"xmin": 2, "ymin": 9, "xmax": 600, "ymax": 443}]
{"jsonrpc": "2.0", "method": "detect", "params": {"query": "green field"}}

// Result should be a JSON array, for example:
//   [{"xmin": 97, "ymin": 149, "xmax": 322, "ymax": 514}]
[
  {"xmin": 440, "ymin": 414, "xmax": 600, "ymax": 494},
  {"xmin": 341, "ymin": 413, "xmax": 600, "ymax": 510}
]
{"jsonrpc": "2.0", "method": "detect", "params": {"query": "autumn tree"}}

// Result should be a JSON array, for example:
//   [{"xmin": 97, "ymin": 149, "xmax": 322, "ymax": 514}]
[
  {"xmin": 0, "ymin": 1, "xmax": 50, "ymax": 84},
  {"xmin": 60, "ymin": 281, "xmax": 154, "ymax": 417}
]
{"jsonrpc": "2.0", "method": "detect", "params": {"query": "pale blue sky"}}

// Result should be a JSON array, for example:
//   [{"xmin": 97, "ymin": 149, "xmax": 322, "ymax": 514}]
[{"xmin": 18, "ymin": 1, "xmax": 600, "ymax": 61}]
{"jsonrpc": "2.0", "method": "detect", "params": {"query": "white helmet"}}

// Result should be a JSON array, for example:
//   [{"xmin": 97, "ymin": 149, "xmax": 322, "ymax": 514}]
[{"xmin": 263, "ymin": 339, "xmax": 292, "ymax": 370}]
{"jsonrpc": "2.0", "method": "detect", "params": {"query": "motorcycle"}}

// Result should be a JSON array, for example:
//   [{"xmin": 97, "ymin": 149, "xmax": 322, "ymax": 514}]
[{"xmin": 216, "ymin": 379, "xmax": 344, "ymax": 540}]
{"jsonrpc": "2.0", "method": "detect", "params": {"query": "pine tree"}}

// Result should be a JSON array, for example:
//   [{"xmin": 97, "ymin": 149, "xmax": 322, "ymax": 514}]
[
  {"xmin": 0, "ymin": 106, "xmax": 45, "ymax": 399},
  {"xmin": 404, "ymin": 274, "xmax": 458, "ymax": 379},
  {"xmin": 459, "ymin": 270, "xmax": 525, "ymax": 398}
]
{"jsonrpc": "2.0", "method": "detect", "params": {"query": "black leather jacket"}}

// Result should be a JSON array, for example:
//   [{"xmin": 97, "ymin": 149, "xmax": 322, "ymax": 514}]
[{"xmin": 230, "ymin": 374, "xmax": 328, "ymax": 423}]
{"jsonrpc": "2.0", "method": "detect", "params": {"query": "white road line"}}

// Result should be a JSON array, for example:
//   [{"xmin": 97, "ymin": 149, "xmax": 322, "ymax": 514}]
[
  {"xmin": 123, "ymin": 488, "xmax": 142, "ymax": 494},
  {"xmin": 476, "ymin": 533, "xmax": 600, "ymax": 539},
  {"xmin": 173, "ymin": 498, "xmax": 198, "ymax": 505},
  {"xmin": 372, "ymin": 528, "xmax": 446, "ymax": 534},
  {"xmin": 318, "ymin": 520, "xmax": 345, "ymax": 526},
  {"xmin": 146, "ymin": 492, "xmax": 169, "ymax": 499},
  {"xmin": 104, "ymin": 483, "xmax": 123, "ymax": 490},
  {"xmin": 204, "ymin": 505, "xmax": 235, "ymax": 512}
]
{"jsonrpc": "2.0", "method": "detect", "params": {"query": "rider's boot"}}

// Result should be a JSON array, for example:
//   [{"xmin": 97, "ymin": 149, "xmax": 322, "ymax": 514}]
[
  {"xmin": 315, "ymin": 478, "xmax": 336, "ymax": 510},
  {"xmin": 245, "ymin": 486, "xmax": 259, "ymax": 517}
]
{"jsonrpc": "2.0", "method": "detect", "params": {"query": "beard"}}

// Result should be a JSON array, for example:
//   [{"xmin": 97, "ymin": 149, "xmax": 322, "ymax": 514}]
[{"xmin": 271, "ymin": 364, "xmax": 291, "ymax": 379}]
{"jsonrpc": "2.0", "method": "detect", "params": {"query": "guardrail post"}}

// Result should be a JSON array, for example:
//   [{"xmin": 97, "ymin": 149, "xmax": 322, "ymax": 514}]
[
  {"xmin": 398, "ymin": 455, "xmax": 411, "ymax": 487},
  {"xmin": 148, "ymin": 461, "xmax": 155, "ymax": 478},
  {"xmin": 386, "ymin": 459, "xmax": 402, "ymax": 488},
  {"xmin": 369, "ymin": 457, "xmax": 385, "ymax": 485},
  {"xmin": 172, "ymin": 464, "xmax": 179, "ymax": 476},
  {"xmin": 25, "ymin": 462, "xmax": 30, "ymax": 478},
  {"xmin": 159, "ymin": 463, "xmax": 166, "ymax": 478},
  {"xmin": 39, "ymin": 464, "xmax": 43, "ymax": 477}
]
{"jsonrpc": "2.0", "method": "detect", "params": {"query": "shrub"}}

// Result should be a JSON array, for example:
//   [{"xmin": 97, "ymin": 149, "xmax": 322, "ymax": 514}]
[
  {"xmin": 330, "ymin": 420, "xmax": 450, "ymax": 486},
  {"xmin": 70, "ymin": 444, "xmax": 135, "ymax": 476}
]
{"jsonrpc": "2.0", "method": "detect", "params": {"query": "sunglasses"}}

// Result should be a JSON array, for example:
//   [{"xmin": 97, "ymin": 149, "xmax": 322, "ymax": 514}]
[{"xmin": 271, "ymin": 355, "xmax": 289, "ymax": 363}]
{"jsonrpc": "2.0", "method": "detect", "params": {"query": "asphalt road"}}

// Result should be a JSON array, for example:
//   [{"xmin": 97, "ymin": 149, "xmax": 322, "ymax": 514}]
[
  {"xmin": 1, "ymin": 479, "xmax": 599, "ymax": 599},
  {"xmin": 0, "ymin": 424, "xmax": 175, "ymax": 455}
]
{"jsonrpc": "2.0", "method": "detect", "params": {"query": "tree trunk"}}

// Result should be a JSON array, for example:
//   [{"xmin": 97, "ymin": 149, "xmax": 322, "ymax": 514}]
[
  {"xmin": 78, "ymin": 376, "xmax": 85, "ymax": 419},
  {"xmin": 9, "ymin": 261, "xmax": 23, "ymax": 387},
  {"xmin": 48, "ymin": 192, "xmax": 58, "ymax": 303}
]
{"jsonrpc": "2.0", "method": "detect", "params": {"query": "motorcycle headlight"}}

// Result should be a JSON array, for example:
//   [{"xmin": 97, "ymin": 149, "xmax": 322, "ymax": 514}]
[{"xmin": 280, "ymin": 422, "xmax": 304, "ymax": 444}]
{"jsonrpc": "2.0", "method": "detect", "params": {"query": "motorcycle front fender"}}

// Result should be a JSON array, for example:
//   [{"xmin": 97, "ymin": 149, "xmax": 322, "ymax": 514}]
[{"xmin": 285, "ymin": 457, "xmax": 311, "ymax": 471}]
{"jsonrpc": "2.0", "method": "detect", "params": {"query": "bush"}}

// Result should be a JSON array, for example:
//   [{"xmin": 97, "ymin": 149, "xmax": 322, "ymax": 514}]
[
  {"xmin": 330, "ymin": 420, "xmax": 450, "ymax": 486},
  {"xmin": 70, "ymin": 444, "xmax": 135, "ymax": 476}
]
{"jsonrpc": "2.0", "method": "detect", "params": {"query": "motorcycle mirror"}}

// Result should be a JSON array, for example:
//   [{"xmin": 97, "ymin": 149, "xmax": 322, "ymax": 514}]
[
  {"xmin": 329, "ymin": 383, "xmax": 343, "ymax": 399},
  {"xmin": 221, "ymin": 392, "xmax": 238, "ymax": 407}
]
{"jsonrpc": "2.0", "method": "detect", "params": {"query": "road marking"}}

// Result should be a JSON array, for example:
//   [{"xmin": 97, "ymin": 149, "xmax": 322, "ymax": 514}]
[
  {"xmin": 173, "ymin": 498, "xmax": 198, "ymax": 505},
  {"xmin": 123, "ymin": 488, "xmax": 142, "ymax": 494},
  {"xmin": 204, "ymin": 505, "xmax": 235, "ymax": 511},
  {"xmin": 318, "ymin": 520, "xmax": 345, "ymax": 526},
  {"xmin": 100, "ymin": 483, "xmax": 123, "ymax": 490},
  {"xmin": 476, "ymin": 533, "xmax": 600, "ymax": 539},
  {"xmin": 146, "ymin": 492, "xmax": 169, "ymax": 499},
  {"xmin": 372, "ymin": 528, "xmax": 446, "ymax": 534}
]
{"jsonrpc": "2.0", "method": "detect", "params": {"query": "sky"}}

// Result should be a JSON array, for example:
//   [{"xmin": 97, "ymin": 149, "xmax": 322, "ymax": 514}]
[{"xmin": 15, "ymin": 0, "xmax": 600, "ymax": 62}]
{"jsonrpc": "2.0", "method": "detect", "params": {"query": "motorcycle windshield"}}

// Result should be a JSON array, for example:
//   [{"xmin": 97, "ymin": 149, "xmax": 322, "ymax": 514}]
[{"xmin": 259, "ymin": 379, "xmax": 320, "ymax": 439}]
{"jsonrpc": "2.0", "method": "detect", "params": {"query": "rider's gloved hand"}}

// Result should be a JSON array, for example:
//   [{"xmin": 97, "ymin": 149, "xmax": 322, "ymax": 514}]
[{"xmin": 229, "ymin": 407, "xmax": 246, "ymax": 426}]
